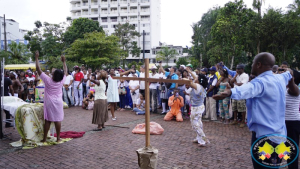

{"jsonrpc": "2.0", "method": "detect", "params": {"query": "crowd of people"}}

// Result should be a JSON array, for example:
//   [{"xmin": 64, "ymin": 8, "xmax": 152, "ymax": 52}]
[{"xmin": 2, "ymin": 50, "xmax": 300, "ymax": 168}]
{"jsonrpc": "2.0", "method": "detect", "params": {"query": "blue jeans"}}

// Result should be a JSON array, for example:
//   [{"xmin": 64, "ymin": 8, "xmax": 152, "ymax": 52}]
[
  {"xmin": 133, "ymin": 108, "xmax": 151, "ymax": 115},
  {"xmin": 119, "ymin": 94, "xmax": 126, "ymax": 109},
  {"xmin": 157, "ymin": 86, "xmax": 161, "ymax": 106},
  {"xmin": 63, "ymin": 87, "xmax": 74, "ymax": 106}
]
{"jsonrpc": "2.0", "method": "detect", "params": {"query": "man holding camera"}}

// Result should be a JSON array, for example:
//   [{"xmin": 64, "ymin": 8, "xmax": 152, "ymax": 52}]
[
  {"xmin": 164, "ymin": 88, "xmax": 184, "ymax": 122},
  {"xmin": 159, "ymin": 63, "xmax": 179, "ymax": 98}
]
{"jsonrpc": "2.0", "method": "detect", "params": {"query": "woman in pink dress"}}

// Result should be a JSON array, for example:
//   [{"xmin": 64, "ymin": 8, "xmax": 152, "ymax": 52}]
[{"xmin": 35, "ymin": 51, "xmax": 67, "ymax": 142}]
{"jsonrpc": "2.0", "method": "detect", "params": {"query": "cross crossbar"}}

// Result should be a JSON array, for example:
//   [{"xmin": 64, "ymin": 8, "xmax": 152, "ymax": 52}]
[{"xmin": 113, "ymin": 76, "xmax": 192, "ymax": 85}]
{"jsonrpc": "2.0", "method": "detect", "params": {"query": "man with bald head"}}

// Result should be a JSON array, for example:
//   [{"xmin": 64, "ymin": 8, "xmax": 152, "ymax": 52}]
[{"xmin": 213, "ymin": 52, "xmax": 293, "ymax": 169}]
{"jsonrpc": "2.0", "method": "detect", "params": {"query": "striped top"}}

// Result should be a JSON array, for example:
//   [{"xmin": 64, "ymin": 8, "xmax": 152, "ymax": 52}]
[{"xmin": 285, "ymin": 90, "xmax": 300, "ymax": 121}]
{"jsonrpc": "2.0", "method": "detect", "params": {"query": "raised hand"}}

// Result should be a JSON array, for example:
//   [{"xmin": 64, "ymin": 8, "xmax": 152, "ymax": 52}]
[
  {"xmin": 35, "ymin": 51, "xmax": 39, "ymax": 58},
  {"xmin": 61, "ymin": 55, "xmax": 66, "ymax": 63},
  {"xmin": 212, "ymin": 83, "xmax": 232, "ymax": 100}
]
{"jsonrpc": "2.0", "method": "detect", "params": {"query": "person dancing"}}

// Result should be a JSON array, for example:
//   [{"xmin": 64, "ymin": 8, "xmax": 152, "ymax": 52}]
[
  {"xmin": 186, "ymin": 67, "xmax": 210, "ymax": 147},
  {"xmin": 35, "ymin": 51, "xmax": 67, "ymax": 143}
]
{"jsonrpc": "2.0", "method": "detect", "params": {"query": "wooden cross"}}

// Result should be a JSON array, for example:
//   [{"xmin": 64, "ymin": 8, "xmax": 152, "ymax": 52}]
[{"xmin": 114, "ymin": 59, "xmax": 192, "ymax": 147}]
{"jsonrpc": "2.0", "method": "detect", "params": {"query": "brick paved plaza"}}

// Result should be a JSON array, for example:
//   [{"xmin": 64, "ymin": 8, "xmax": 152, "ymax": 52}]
[{"xmin": 0, "ymin": 107, "xmax": 274, "ymax": 168}]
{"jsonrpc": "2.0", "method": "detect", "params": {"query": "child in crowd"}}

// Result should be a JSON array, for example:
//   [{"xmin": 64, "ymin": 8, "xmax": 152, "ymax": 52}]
[
  {"xmin": 82, "ymin": 91, "xmax": 94, "ymax": 110},
  {"xmin": 27, "ymin": 80, "xmax": 35, "ymax": 102},
  {"xmin": 133, "ymin": 94, "xmax": 148, "ymax": 115},
  {"xmin": 118, "ymin": 78, "xmax": 127, "ymax": 111},
  {"xmin": 159, "ymin": 73, "xmax": 169, "ymax": 114}
]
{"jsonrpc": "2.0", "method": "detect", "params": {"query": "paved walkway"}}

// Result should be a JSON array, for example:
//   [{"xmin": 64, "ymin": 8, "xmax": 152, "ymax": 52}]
[{"xmin": 0, "ymin": 107, "xmax": 261, "ymax": 168}]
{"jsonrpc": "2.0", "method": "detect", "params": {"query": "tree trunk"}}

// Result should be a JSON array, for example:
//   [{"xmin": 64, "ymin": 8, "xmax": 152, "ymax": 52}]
[
  {"xmin": 200, "ymin": 54, "xmax": 203, "ymax": 68},
  {"xmin": 230, "ymin": 56, "xmax": 235, "ymax": 70}
]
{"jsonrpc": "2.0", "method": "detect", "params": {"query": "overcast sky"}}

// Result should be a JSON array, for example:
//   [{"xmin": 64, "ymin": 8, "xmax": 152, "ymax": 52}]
[{"xmin": 0, "ymin": 0, "xmax": 294, "ymax": 47}]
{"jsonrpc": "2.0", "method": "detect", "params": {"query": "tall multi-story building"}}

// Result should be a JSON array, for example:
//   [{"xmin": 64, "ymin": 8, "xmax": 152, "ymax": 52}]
[{"xmin": 69, "ymin": 0, "xmax": 161, "ymax": 62}]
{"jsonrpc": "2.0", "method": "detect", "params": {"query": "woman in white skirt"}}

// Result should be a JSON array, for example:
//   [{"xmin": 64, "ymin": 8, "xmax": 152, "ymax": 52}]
[
  {"xmin": 128, "ymin": 73, "xmax": 140, "ymax": 110},
  {"xmin": 186, "ymin": 68, "xmax": 210, "ymax": 147},
  {"xmin": 107, "ymin": 68, "xmax": 134, "ymax": 120}
]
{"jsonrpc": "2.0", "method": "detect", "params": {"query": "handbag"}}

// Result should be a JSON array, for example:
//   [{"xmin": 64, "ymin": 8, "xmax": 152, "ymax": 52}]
[{"xmin": 118, "ymin": 85, "xmax": 127, "ymax": 95}]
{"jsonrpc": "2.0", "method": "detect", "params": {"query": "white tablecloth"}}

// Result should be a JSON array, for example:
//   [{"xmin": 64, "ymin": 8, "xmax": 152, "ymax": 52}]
[{"xmin": 2, "ymin": 96, "xmax": 29, "ymax": 117}]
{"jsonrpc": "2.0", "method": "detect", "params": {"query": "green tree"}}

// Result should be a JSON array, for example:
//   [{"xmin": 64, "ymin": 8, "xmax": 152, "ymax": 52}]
[
  {"xmin": 114, "ymin": 23, "xmax": 141, "ymax": 67},
  {"xmin": 0, "ymin": 41, "xmax": 31, "ymax": 64},
  {"xmin": 130, "ymin": 41, "xmax": 141, "ymax": 58},
  {"xmin": 63, "ymin": 18, "xmax": 103, "ymax": 47},
  {"xmin": 65, "ymin": 32, "xmax": 121, "ymax": 69},
  {"xmin": 24, "ymin": 21, "xmax": 66, "ymax": 60},
  {"xmin": 176, "ymin": 57, "xmax": 189, "ymax": 68},
  {"xmin": 156, "ymin": 46, "xmax": 177, "ymax": 66}
]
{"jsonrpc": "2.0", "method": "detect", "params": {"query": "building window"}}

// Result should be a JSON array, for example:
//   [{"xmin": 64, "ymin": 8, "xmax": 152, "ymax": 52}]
[
  {"xmin": 152, "ymin": 50, "xmax": 156, "ymax": 54},
  {"xmin": 142, "ymin": 23, "xmax": 150, "ymax": 27},
  {"xmin": 140, "ymin": 50, "xmax": 150, "ymax": 53},
  {"xmin": 102, "ymin": 25, "xmax": 108, "ymax": 28}
]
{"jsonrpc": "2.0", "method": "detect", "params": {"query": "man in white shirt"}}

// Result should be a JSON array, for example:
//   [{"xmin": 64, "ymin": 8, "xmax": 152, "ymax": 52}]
[
  {"xmin": 149, "ymin": 66, "xmax": 160, "ymax": 113},
  {"xmin": 230, "ymin": 64, "xmax": 249, "ymax": 127},
  {"xmin": 139, "ymin": 65, "xmax": 146, "ymax": 95},
  {"xmin": 63, "ymin": 74, "xmax": 74, "ymax": 106}
]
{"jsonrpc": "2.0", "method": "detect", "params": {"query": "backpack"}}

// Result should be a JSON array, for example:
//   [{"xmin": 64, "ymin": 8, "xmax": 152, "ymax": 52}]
[{"xmin": 165, "ymin": 73, "xmax": 175, "ymax": 89}]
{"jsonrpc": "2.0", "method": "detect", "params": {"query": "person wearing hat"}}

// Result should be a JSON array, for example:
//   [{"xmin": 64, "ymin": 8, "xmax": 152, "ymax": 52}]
[
  {"xmin": 229, "ymin": 64, "xmax": 249, "ymax": 127},
  {"xmin": 200, "ymin": 68, "xmax": 208, "ymax": 77},
  {"xmin": 149, "ymin": 65, "xmax": 159, "ymax": 113},
  {"xmin": 204, "ymin": 66, "xmax": 218, "ymax": 121}
]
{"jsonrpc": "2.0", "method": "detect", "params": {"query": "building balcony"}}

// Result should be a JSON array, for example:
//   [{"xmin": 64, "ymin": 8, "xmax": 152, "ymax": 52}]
[
  {"xmin": 130, "ymin": 10, "xmax": 138, "ymax": 13},
  {"xmin": 101, "ymin": 2, "xmax": 108, "ymax": 5},
  {"xmin": 101, "ymin": 19, "xmax": 108, "ymax": 22},
  {"xmin": 140, "ymin": 9, "xmax": 150, "ymax": 13},
  {"xmin": 110, "ymin": 1, "xmax": 118, "ymax": 5},
  {"xmin": 120, "ymin": 10, "xmax": 127, "ymax": 13},
  {"xmin": 141, "ymin": 18, "xmax": 150, "ymax": 21},
  {"xmin": 82, "ymin": 3, "xmax": 89, "ymax": 7},
  {"xmin": 111, "ymin": 19, "xmax": 118, "ymax": 22},
  {"xmin": 70, "ymin": 0, "xmax": 80, "ymax": 3},
  {"xmin": 120, "ymin": 0, "xmax": 127, "ymax": 4},
  {"xmin": 72, "ymin": 12, "xmax": 81, "ymax": 16},
  {"xmin": 130, "ymin": 0, "xmax": 137, "ymax": 3},
  {"xmin": 101, "ymin": 11, "xmax": 108, "ymax": 14},
  {"xmin": 110, "ymin": 10, "xmax": 118, "ymax": 14},
  {"xmin": 91, "ymin": 1, "xmax": 98, "ymax": 5},
  {"xmin": 129, "ymin": 18, "xmax": 138, "ymax": 21},
  {"xmin": 140, "ymin": 0, "xmax": 150, "ymax": 3},
  {"xmin": 82, "ymin": 11, "xmax": 89, "ymax": 15}
]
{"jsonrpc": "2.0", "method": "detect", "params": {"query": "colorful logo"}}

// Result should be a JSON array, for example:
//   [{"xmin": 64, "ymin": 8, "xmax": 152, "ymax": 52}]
[{"xmin": 251, "ymin": 134, "xmax": 299, "ymax": 168}]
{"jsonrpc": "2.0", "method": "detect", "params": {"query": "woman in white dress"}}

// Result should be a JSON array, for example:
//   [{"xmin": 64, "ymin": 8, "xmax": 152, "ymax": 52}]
[
  {"xmin": 107, "ymin": 68, "xmax": 134, "ymax": 120},
  {"xmin": 129, "ymin": 73, "xmax": 140, "ymax": 110}
]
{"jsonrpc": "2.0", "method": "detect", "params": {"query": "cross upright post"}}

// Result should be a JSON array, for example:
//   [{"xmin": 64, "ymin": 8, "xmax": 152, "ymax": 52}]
[{"xmin": 144, "ymin": 58, "xmax": 150, "ymax": 147}]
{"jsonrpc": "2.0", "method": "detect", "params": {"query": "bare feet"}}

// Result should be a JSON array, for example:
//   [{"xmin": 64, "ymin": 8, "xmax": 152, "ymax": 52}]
[
  {"xmin": 41, "ymin": 139, "xmax": 46, "ymax": 143},
  {"xmin": 57, "ymin": 138, "xmax": 62, "ymax": 143}
]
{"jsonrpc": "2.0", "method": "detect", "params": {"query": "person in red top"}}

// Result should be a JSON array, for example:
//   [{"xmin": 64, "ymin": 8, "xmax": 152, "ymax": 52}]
[{"xmin": 73, "ymin": 66, "xmax": 84, "ymax": 106}]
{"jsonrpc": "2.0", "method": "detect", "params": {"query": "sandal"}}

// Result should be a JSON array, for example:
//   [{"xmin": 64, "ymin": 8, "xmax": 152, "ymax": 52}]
[{"xmin": 93, "ymin": 128, "xmax": 102, "ymax": 131}]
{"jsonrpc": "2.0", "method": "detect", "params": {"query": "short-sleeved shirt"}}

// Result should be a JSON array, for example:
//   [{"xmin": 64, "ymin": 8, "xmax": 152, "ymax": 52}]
[
  {"xmin": 64, "ymin": 75, "xmax": 74, "ymax": 89},
  {"xmin": 234, "ymin": 72, "xmax": 249, "ymax": 87},
  {"xmin": 139, "ymin": 72, "xmax": 145, "ymax": 90},
  {"xmin": 27, "ymin": 77, "xmax": 35, "ymax": 82},
  {"xmin": 208, "ymin": 74, "xmax": 217, "ymax": 86},
  {"xmin": 165, "ymin": 72, "xmax": 179, "ymax": 89},
  {"xmin": 149, "ymin": 73, "xmax": 160, "ymax": 89},
  {"xmin": 74, "ymin": 72, "xmax": 84, "ymax": 81}
]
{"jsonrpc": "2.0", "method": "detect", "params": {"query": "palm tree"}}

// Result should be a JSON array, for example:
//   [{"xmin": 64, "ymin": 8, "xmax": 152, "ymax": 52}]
[
  {"xmin": 156, "ymin": 46, "xmax": 177, "ymax": 67},
  {"xmin": 3, "ymin": 41, "xmax": 30, "ymax": 64},
  {"xmin": 252, "ymin": 0, "xmax": 265, "ymax": 54}
]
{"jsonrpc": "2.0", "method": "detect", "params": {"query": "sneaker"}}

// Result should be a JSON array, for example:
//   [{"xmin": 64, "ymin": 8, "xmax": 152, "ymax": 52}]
[
  {"xmin": 112, "ymin": 117, "xmax": 117, "ymax": 121},
  {"xmin": 160, "ymin": 112, "xmax": 166, "ymax": 115},
  {"xmin": 230, "ymin": 120, "xmax": 238, "ymax": 125},
  {"xmin": 192, "ymin": 139, "xmax": 198, "ymax": 143},
  {"xmin": 239, "ymin": 123, "xmax": 245, "ymax": 128}
]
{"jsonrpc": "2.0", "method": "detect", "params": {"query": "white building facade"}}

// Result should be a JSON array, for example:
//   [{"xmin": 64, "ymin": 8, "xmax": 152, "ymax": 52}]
[
  {"xmin": 151, "ymin": 45, "xmax": 189, "ymax": 67},
  {"xmin": 70, "ymin": 0, "xmax": 161, "ymax": 61},
  {"xmin": 0, "ymin": 17, "xmax": 28, "ymax": 50}
]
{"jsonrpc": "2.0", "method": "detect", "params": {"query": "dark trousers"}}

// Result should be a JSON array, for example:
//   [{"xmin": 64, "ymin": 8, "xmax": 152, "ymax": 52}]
[
  {"xmin": 251, "ymin": 132, "xmax": 282, "ymax": 169},
  {"xmin": 286, "ymin": 120, "xmax": 300, "ymax": 169},
  {"xmin": 119, "ymin": 94, "xmax": 126, "ymax": 109},
  {"xmin": 125, "ymin": 87, "xmax": 133, "ymax": 108},
  {"xmin": 82, "ymin": 83, "xmax": 87, "ymax": 98}
]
